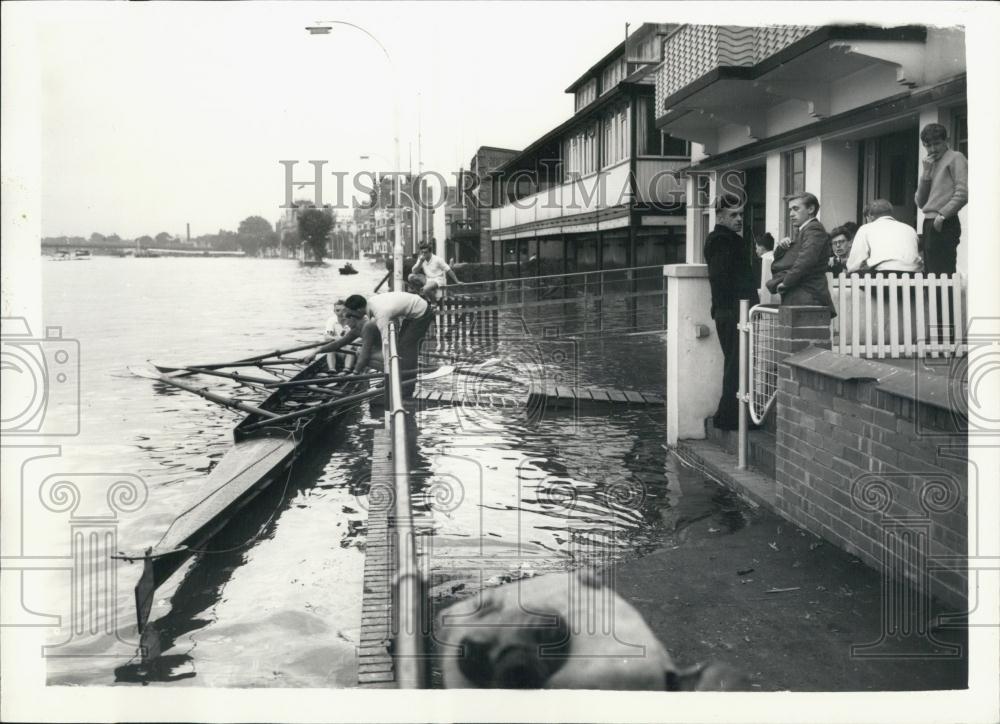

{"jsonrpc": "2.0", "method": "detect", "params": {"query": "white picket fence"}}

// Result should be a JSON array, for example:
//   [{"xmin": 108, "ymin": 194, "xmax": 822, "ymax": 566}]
[{"xmin": 828, "ymin": 272, "xmax": 966, "ymax": 359}]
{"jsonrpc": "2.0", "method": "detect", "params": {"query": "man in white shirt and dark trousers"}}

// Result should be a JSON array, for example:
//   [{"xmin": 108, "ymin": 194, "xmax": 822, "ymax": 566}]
[
  {"xmin": 846, "ymin": 198, "xmax": 923, "ymax": 344},
  {"xmin": 846, "ymin": 199, "xmax": 922, "ymax": 276},
  {"xmin": 412, "ymin": 240, "xmax": 460, "ymax": 294},
  {"xmin": 343, "ymin": 291, "xmax": 435, "ymax": 398}
]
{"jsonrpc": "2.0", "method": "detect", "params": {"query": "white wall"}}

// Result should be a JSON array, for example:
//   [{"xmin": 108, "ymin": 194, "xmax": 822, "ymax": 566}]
[
  {"xmin": 765, "ymin": 153, "xmax": 781, "ymax": 239},
  {"xmin": 664, "ymin": 265, "xmax": 722, "ymax": 443},
  {"xmin": 819, "ymin": 141, "xmax": 859, "ymax": 230}
]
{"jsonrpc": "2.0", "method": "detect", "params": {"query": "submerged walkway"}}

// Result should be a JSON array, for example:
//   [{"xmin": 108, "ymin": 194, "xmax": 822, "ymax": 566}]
[{"xmin": 612, "ymin": 449, "xmax": 968, "ymax": 691}]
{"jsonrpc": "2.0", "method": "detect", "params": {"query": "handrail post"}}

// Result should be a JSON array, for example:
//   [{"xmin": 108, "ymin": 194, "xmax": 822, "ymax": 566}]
[
  {"xmin": 737, "ymin": 299, "xmax": 749, "ymax": 470},
  {"xmin": 386, "ymin": 323, "xmax": 426, "ymax": 688}
]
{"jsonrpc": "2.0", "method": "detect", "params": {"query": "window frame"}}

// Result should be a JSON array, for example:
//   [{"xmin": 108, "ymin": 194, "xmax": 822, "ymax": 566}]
[{"xmin": 781, "ymin": 147, "xmax": 806, "ymax": 237}]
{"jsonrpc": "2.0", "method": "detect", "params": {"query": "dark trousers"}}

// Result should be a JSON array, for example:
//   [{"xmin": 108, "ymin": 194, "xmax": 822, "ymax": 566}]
[
  {"xmin": 713, "ymin": 312, "xmax": 740, "ymax": 430},
  {"xmin": 922, "ymin": 216, "xmax": 961, "ymax": 276},
  {"xmin": 397, "ymin": 307, "xmax": 435, "ymax": 396}
]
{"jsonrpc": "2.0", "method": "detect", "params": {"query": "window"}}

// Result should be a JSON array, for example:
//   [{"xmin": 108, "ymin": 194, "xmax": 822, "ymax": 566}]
[
  {"xmin": 575, "ymin": 80, "xmax": 597, "ymax": 112},
  {"xmin": 781, "ymin": 147, "xmax": 806, "ymax": 236},
  {"xmin": 601, "ymin": 105, "xmax": 630, "ymax": 167},
  {"xmin": 952, "ymin": 109, "xmax": 968, "ymax": 157},
  {"xmin": 601, "ymin": 57, "xmax": 626, "ymax": 95},
  {"xmin": 660, "ymin": 133, "xmax": 690, "ymax": 158}
]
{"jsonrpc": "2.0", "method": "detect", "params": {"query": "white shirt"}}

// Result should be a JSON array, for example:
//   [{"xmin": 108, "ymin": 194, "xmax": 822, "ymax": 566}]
[
  {"xmin": 846, "ymin": 216, "xmax": 922, "ymax": 273},
  {"xmin": 367, "ymin": 291, "xmax": 429, "ymax": 336},
  {"xmin": 415, "ymin": 253, "xmax": 451, "ymax": 287}
]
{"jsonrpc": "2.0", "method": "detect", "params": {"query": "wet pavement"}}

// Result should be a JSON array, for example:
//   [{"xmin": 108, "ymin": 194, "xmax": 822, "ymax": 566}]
[{"xmin": 609, "ymin": 472, "xmax": 968, "ymax": 691}]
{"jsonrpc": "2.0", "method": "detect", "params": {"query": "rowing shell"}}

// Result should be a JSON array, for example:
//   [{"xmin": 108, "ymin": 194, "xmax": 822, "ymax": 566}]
[{"xmin": 120, "ymin": 351, "xmax": 371, "ymax": 634}]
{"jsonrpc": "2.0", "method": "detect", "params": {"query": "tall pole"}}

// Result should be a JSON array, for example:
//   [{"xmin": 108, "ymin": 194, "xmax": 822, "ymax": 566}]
[{"xmin": 308, "ymin": 21, "xmax": 402, "ymax": 290}]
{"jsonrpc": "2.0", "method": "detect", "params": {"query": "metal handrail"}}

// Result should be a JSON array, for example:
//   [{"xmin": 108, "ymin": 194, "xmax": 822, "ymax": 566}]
[
  {"xmin": 447, "ymin": 264, "xmax": 667, "ymax": 289},
  {"xmin": 738, "ymin": 302, "xmax": 779, "ymax": 469},
  {"xmin": 385, "ymin": 323, "xmax": 425, "ymax": 687},
  {"xmin": 747, "ymin": 305, "xmax": 779, "ymax": 425}
]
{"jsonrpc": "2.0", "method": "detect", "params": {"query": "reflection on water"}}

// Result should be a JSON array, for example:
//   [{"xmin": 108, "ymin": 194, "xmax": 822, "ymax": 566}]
[{"xmin": 40, "ymin": 257, "xmax": 748, "ymax": 688}]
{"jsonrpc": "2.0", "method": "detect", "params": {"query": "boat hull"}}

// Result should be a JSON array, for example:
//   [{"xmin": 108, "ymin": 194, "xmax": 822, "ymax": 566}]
[{"xmin": 132, "ymin": 353, "xmax": 365, "ymax": 633}]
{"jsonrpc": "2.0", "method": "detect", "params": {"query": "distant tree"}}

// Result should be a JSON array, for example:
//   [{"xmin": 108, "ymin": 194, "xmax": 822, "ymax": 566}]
[
  {"xmin": 154, "ymin": 231, "xmax": 173, "ymax": 245},
  {"xmin": 136, "ymin": 235, "xmax": 154, "ymax": 248},
  {"xmin": 89, "ymin": 232, "xmax": 106, "ymax": 245},
  {"xmin": 297, "ymin": 208, "xmax": 333, "ymax": 261},
  {"xmin": 236, "ymin": 215, "xmax": 277, "ymax": 257},
  {"xmin": 106, "ymin": 234, "xmax": 123, "ymax": 245}
]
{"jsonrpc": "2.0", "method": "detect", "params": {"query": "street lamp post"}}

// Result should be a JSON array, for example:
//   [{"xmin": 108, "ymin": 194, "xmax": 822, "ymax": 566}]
[{"xmin": 307, "ymin": 21, "xmax": 403, "ymax": 291}]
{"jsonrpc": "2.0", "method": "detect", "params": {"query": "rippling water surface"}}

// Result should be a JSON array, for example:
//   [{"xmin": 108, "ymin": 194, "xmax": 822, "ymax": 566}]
[{"xmin": 38, "ymin": 256, "xmax": 745, "ymax": 687}]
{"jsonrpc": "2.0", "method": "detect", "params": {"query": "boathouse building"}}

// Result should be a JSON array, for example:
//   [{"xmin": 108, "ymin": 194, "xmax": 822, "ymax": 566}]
[
  {"xmin": 488, "ymin": 22, "xmax": 691, "ymax": 279},
  {"xmin": 654, "ymin": 24, "xmax": 968, "ymax": 274}
]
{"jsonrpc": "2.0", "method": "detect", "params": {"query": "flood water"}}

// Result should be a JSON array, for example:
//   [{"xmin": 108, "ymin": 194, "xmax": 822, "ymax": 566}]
[{"xmin": 35, "ymin": 256, "xmax": 749, "ymax": 687}]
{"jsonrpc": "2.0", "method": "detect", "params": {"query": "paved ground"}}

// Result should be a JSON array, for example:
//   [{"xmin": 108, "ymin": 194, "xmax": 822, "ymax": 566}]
[{"xmin": 611, "ymin": 498, "xmax": 968, "ymax": 691}]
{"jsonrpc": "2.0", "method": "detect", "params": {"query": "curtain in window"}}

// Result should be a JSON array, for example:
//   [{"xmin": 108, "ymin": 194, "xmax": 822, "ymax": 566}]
[{"xmin": 636, "ymin": 98, "xmax": 648, "ymax": 156}]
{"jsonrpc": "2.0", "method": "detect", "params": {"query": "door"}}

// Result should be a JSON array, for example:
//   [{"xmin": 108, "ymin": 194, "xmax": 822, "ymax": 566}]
[{"xmin": 860, "ymin": 128, "xmax": 918, "ymax": 228}]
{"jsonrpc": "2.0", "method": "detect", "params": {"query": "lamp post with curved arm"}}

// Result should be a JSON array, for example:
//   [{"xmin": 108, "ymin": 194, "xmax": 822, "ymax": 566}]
[{"xmin": 307, "ymin": 21, "xmax": 404, "ymax": 291}]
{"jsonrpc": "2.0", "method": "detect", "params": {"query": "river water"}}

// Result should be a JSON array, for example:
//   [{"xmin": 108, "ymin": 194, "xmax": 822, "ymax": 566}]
[{"xmin": 36, "ymin": 256, "xmax": 747, "ymax": 687}]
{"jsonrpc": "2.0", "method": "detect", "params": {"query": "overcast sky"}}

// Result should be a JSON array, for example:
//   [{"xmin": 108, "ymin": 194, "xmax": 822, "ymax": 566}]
[
  {"xmin": 6, "ymin": 2, "xmax": 994, "ymax": 241},
  {"xmin": 22, "ymin": 2, "xmax": 668, "ymax": 240}
]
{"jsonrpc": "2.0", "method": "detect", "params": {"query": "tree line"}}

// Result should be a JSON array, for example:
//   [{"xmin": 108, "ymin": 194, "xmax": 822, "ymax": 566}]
[{"xmin": 42, "ymin": 208, "xmax": 353, "ymax": 260}]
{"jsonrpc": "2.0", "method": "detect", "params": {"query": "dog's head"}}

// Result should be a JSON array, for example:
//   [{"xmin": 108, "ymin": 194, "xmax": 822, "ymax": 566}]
[{"xmin": 435, "ymin": 570, "xmax": 745, "ymax": 690}]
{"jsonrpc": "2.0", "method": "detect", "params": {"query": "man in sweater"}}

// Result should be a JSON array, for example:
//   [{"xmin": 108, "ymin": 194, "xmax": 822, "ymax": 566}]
[
  {"xmin": 704, "ymin": 196, "xmax": 758, "ymax": 431},
  {"xmin": 914, "ymin": 123, "xmax": 968, "ymax": 275}
]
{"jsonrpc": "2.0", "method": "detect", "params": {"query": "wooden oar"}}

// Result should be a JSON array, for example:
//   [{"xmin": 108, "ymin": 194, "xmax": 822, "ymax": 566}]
[
  {"xmin": 240, "ymin": 365, "xmax": 455, "ymax": 433},
  {"xmin": 373, "ymin": 270, "xmax": 391, "ymax": 293},
  {"xmin": 265, "ymin": 367, "xmax": 424, "ymax": 388},
  {"xmin": 241, "ymin": 387, "xmax": 384, "ymax": 432},
  {"xmin": 453, "ymin": 368, "xmax": 517, "ymax": 384},
  {"xmin": 151, "ymin": 363, "xmax": 276, "ymax": 386},
  {"xmin": 129, "ymin": 366, "xmax": 279, "ymax": 419}
]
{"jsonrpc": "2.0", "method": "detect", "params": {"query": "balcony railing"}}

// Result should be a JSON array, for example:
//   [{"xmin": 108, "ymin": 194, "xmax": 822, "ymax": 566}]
[
  {"xmin": 490, "ymin": 159, "xmax": 686, "ymax": 233},
  {"xmin": 656, "ymin": 25, "xmax": 816, "ymax": 111}
]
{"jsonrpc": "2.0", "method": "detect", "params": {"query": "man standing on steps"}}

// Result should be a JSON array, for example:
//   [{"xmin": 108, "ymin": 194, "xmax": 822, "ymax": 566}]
[
  {"xmin": 704, "ymin": 195, "xmax": 758, "ymax": 432},
  {"xmin": 914, "ymin": 122, "xmax": 968, "ymax": 276}
]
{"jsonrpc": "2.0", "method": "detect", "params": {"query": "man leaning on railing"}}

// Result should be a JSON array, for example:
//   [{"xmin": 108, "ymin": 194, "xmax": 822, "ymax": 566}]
[{"xmin": 845, "ymin": 199, "xmax": 922, "ymax": 277}]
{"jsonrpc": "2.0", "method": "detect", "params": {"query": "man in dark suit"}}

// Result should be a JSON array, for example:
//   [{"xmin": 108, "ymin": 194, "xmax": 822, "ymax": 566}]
[
  {"xmin": 766, "ymin": 192, "xmax": 836, "ymax": 316},
  {"xmin": 704, "ymin": 195, "xmax": 758, "ymax": 431}
]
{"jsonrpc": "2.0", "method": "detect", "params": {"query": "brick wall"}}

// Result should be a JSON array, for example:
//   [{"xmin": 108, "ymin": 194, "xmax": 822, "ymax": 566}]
[{"xmin": 773, "ymin": 306, "xmax": 967, "ymax": 608}]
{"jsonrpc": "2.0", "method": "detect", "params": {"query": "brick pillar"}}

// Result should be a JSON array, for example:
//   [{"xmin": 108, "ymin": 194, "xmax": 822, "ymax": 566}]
[
  {"xmin": 775, "ymin": 306, "xmax": 831, "ymax": 379},
  {"xmin": 773, "ymin": 305, "xmax": 832, "ymax": 527}
]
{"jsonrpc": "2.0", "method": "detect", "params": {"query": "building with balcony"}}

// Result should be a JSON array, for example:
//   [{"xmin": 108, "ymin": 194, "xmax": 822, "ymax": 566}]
[
  {"xmin": 489, "ymin": 22, "xmax": 691, "ymax": 279},
  {"xmin": 654, "ymin": 24, "xmax": 967, "ymax": 273}
]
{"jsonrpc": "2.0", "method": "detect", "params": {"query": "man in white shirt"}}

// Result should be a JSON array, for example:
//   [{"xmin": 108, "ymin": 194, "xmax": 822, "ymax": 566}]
[
  {"xmin": 342, "ymin": 291, "xmax": 435, "ymax": 394},
  {"xmin": 412, "ymin": 240, "xmax": 460, "ymax": 290},
  {"xmin": 846, "ymin": 199, "xmax": 922, "ymax": 275}
]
